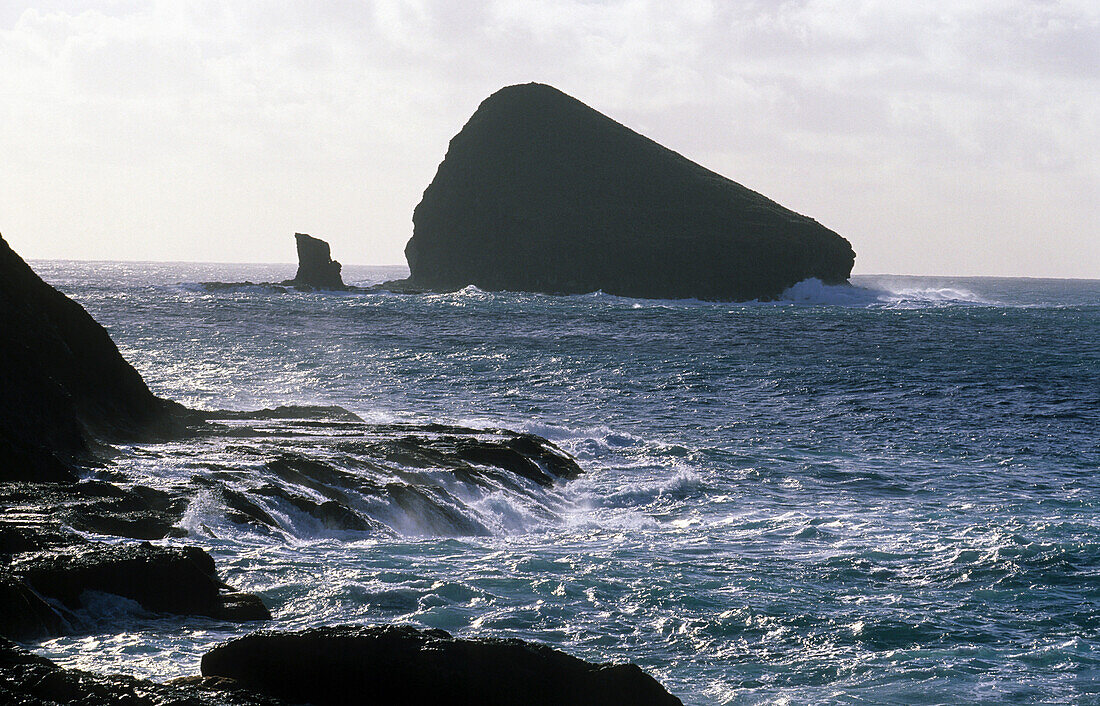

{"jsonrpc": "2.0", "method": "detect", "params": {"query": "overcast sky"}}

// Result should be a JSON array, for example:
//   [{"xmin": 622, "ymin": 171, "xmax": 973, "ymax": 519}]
[{"xmin": 1, "ymin": 1, "xmax": 1097, "ymax": 277}]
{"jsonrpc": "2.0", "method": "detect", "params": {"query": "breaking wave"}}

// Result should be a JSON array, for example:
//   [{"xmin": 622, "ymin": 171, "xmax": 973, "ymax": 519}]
[
  {"xmin": 104, "ymin": 408, "xmax": 586, "ymax": 544},
  {"xmin": 779, "ymin": 278, "xmax": 992, "ymax": 307}
]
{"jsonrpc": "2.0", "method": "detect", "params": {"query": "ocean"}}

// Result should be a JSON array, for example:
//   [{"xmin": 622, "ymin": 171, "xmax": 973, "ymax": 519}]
[{"xmin": 27, "ymin": 261, "xmax": 1100, "ymax": 704}]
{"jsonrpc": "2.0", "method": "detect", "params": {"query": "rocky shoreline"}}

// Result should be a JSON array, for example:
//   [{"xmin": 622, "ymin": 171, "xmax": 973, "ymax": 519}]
[{"xmin": 0, "ymin": 232, "xmax": 682, "ymax": 704}]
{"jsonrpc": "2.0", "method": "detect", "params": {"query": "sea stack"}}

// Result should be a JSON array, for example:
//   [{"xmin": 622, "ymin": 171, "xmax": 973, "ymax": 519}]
[
  {"xmin": 288, "ymin": 233, "xmax": 344, "ymax": 290},
  {"xmin": 399, "ymin": 83, "xmax": 855, "ymax": 301}
]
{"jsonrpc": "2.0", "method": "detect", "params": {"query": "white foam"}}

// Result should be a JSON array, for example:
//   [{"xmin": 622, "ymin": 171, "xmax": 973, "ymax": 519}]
[
  {"xmin": 778, "ymin": 278, "xmax": 992, "ymax": 308},
  {"xmin": 519, "ymin": 420, "xmax": 647, "ymax": 450},
  {"xmin": 497, "ymin": 278, "xmax": 997, "ymax": 310},
  {"xmin": 879, "ymin": 284, "xmax": 988, "ymax": 305},
  {"xmin": 571, "ymin": 467, "xmax": 707, "ymax": 510},
  {"xmin": 179, "ymin": 489, "xmax": 235, "ymax": 539},
  {"xmin": 777, "ymin": 279, "xmax": 885, "ymax": 306}
]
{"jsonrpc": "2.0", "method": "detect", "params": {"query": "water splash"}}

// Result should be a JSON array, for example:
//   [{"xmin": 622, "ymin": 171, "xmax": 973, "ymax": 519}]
[{"xmin": 779, "ymin": 278, "xmax": 991, "ymax": 307}]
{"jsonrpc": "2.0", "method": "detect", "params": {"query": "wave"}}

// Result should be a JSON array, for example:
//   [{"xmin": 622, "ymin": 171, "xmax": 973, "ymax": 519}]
[
  {"xmin": 777, "ymin": 279, "xmax": 885, "ymax": 306},
  {"xmin": 172, "ymin": 274, "xmax": 998, "ymax": 310},
  {"xmin": 778, "ymin": 278, "xmax": 992, "ymax": 308},
  {"xmin": 551, "ymin": 279, "xmax": 995, "ymax": 309},
  {"xmin": 516, "ymin": 420, "xmax": 648, "ymax": 456},
  {"xmin": 109, "ymin": 412, "xmax": 586, "ymax": 544}
]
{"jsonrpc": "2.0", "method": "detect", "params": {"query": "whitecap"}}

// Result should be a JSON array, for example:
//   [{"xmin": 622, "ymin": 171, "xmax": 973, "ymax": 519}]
[{"xmin": 778, "ymin": 277, "xmax": 994, "ymax": 308}]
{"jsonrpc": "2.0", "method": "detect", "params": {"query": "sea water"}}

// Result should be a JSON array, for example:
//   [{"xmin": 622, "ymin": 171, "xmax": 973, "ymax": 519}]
[{"xmin": 27, "ymin": 261, "xmax": 1100, "ymax": 705}]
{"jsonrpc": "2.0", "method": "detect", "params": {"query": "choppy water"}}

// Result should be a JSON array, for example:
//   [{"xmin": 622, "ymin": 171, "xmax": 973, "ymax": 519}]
[{"xmin": 27, "ymin": 261, "xmax": 1100, "ymax": 705}]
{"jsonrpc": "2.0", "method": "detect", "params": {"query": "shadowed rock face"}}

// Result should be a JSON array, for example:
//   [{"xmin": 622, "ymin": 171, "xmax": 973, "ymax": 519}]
[
  {"xmin": 202, "ymin": 625, "xmax": 684, "ymax": 706},
  {"xmin": 0, "ymin": 575, "xmax": 62, "ymax": 642},
  {"xmin": 12, "ymin": 542, "xmax": 271, "ymax": 623},
  {"xmin": 0, "ymin": 234, "xmax": 190, "ymax": 482},
  {"xmin": 400, "ymin": 82, "xmax": 855, "ymax": 301},
  {"xmin": 288, "ymin": 233, "xmax": 344, "ymax": 290}
]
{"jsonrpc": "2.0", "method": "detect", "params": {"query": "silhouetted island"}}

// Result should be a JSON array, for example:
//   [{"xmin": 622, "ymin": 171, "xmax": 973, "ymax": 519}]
[{"xmin": 390, "ymin": 82, "xmax": 855, "ymax": 301}]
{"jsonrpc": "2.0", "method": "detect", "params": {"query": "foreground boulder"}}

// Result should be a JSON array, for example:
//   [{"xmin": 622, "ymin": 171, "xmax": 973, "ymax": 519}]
[
  {"xmin": 395, "ymin": 82, "xmax": 855, "ymax": 301},
  {"xmin": 0, "ymin": 233, "xmax": 192, "ymax": 482},
  {"xmin": 11, "ymin": 542, "xmax": 270, "ymax": 624},
  {"xmin": 285, "ymin": 233, "xmax": 344, "ymax": 290},
  {"xmin": 202, "ymin": 625, "xmax": 683, "ymax": 706},
  {"xmin": 0, "ymin": 539, "xmax": 270, "ymax": 641}
]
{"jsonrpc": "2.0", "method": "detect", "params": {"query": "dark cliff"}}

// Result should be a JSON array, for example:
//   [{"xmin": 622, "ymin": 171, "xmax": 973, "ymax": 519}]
[
  {"xmin": 0, "ymin": 234, "xmax": 188, "ymax": 482},
  {"xmin": 400, "ymin": 82, "xmax": 855, "ymax": 301}
]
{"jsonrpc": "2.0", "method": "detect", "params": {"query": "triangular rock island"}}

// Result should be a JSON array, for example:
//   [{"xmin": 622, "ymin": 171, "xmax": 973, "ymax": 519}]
[{"xmin": 394, "ymin": 82, "xmax": 855, "ymax": 301}]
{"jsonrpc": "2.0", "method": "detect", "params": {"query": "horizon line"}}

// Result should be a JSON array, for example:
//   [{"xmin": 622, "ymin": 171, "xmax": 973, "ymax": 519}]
[{"xmin": 22, "ymin": 257, "xmax": 1100, "ymax": 283}]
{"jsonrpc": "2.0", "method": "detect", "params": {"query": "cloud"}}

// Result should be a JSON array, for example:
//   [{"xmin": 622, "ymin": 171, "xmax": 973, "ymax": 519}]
[{"xmin": 0, "ymin": 0, "xmax": 1097, "ymax": 275}]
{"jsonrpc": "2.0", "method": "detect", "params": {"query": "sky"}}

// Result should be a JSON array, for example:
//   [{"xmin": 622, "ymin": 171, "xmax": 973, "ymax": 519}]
[{"xmin": 1, "ymin": 1, "xmax": 1097, "ymax": 277}]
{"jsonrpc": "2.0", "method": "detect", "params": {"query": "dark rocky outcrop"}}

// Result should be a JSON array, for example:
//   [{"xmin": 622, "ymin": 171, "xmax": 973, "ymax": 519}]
[
  {"xmin": 284, "ymin": 233, "xmax": 344, "ymax": 290},
  {"xmin": 394, "ymin": 82, "xmax": 855, "ymax": 301},
  {"xmin": 201, "ymin": 625, "xmax": 683, "ymax": 706},
  {"xmin": 359, "ymin": 425, "xmax": 584, "ymax": 489},
  {"xmin": 1, "ymin": 636, "xmax": 287, "ymax": 706},
  {"xmin": 0, "ymin": 233, "xmax": 193, "ymax": 483},
  {"xmin": 11, "ymin": 542, "xmax": 270, "ymax": 624}
]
